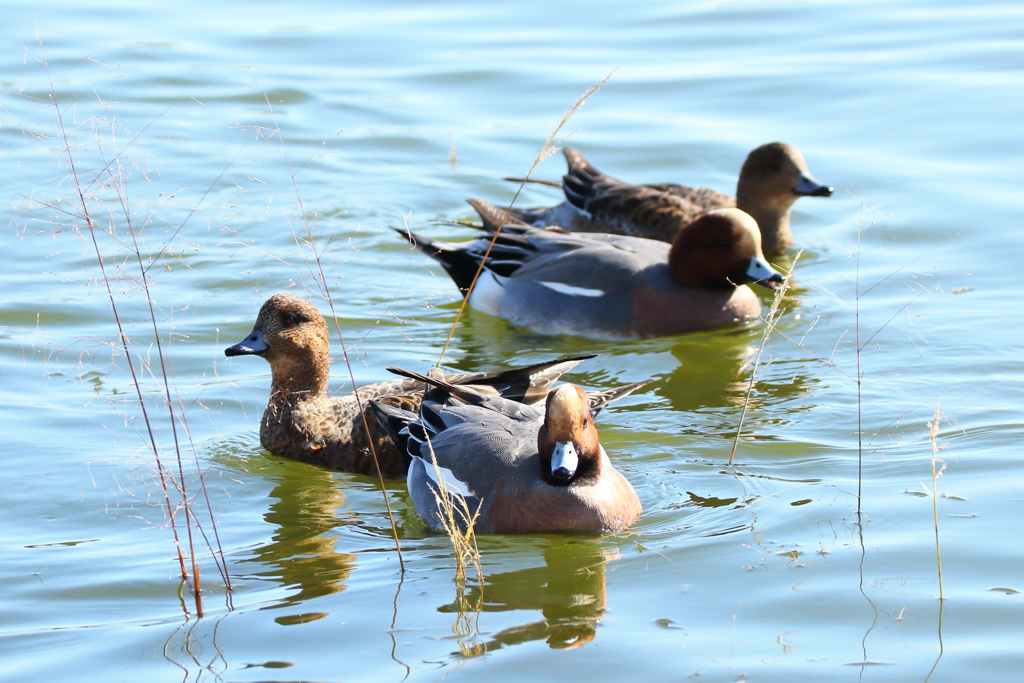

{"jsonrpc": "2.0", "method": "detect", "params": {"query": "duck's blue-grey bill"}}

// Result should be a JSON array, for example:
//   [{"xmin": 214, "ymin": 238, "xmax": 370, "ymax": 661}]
[
  {"xmin": 794, "ymin": 174, "xmax": 833, "ymax": 197},
  {"xmin": 225, "ymin": 329, "xmax": 267, "ymax": 356}
]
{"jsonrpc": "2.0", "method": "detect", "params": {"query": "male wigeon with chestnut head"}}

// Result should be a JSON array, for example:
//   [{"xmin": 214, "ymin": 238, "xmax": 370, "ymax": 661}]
[
  {"xmin": 507, "ymin": 143, "xmax": 832, "ymax": 254},
  {"xmin": 399, "ymin": 199, "xmax": 784, "ymax": 341},
  {"xmin": 223, "ymin": 293, "xmax": 600, "ymax": 476},
  {"xmin": 373, "ymin": 369, "xmax": 643, "ymax": 534}
]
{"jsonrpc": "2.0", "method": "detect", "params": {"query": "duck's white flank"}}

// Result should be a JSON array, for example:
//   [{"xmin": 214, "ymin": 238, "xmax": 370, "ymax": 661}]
[{"xmin": 466, "ymin": 270, "xmax": 506, "ymax": 317}]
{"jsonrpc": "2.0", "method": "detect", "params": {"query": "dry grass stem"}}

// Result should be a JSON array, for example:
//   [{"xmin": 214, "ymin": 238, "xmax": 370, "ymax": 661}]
[
  {"xmin": 853, "ymin": 209, "xmax": 864, "ymax": 522},
  {"xmin": 250, "ymin": 71, "xmax": 406, "ymax": 572},
  {"xmin": 926, "ymin": 403, "xmax": 945, "ymax": 601},
  {"xmin": 423, "ymin": 433, "xmax": 484, "ymax": 586},
  {"xmin": 31, "ymin": 34, "xmax": 239, "ymax": 615},
  {"xmin": 421, "ymin": 431, "xmax": 485, "ymax": 651},
  {"xmin": 434, "ymin": 70, "xmax": 616, "ymax": 366},
  {"xmin": 729, "ymin": 251, "xmax": 802, "ymax": 465}
]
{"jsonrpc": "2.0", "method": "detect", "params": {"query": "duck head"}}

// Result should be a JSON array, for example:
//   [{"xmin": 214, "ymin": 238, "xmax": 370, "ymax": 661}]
[
  {"xmin": 668, "ymin": 208, "xmax": 784, "ymax": 290},
  {"xmin": 738, "ymin": 142, "xmax": 833, "ymax": 206},
  {"xmin": 736, "ymin": 142, "xmax": 832, "ymax": 253},
  {"xmin": 224, "ymin": 293, "xmax": 331, "ymax": 397},
  {"xmin": 538, "ymin": 384, "xmax": 603, "ymax": 486}
]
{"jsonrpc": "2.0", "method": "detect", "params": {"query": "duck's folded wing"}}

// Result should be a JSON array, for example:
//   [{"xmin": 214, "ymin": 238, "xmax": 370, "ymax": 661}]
[
  {"xmin": 644, "ymin": 183, "xmax": 735, "ymax": 212},
  {"xmin": 449, "ymin": 354, "xmax": 595, "ymax": 405},
  {"xmin": 406, "ymin": 398, "xmax": 540, "ymax": 533},
  {"xmin": 501, "ymin": 234, "xmax": 669, "ymax": 294}
]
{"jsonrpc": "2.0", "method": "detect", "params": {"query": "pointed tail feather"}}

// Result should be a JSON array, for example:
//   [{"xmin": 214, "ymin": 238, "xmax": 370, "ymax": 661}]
[
  {"xmin": 457, "ymin": 354, "xmax": 595, "ymax": 404},
  {"xmin": 588, "ymin": 379, "xmax": 653, "ymax": 417},
  {"xmin": 466, "ymin": 197, "xmax": 533, "ymax": 231},
  {"xmin": 392, "ymin": 227, "xmax": 480, "ymax": 295},
  {"xmin": 386, "ymin": 366, "xmax": 495, "ymax": 408}
]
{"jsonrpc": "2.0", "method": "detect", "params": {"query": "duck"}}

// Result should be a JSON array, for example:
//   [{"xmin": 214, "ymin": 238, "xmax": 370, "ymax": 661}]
[
  {"xmin": 223, "ymin": 293, "xmax": 609, "ymax": 477},
  {"xmin": 372, "ymin": 367, "xmax": 643, "ymax": 534},
  {"xmin": 398, "ymin": 199, "xmax": 784, "ymax": 341},
  {"xmin": 505, "ymin": 143, "xmax": 833, "ymax": 254}
]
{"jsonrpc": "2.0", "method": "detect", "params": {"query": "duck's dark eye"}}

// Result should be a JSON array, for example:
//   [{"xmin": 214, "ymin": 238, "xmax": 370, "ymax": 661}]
[
  {"xmin": 768, "ymin": 162, "xmax": 782, "ymax": 172},
  {"xmin": 582, "ymin": 416, "xmax": 589, "ymax": 429},
  {"xmin": 283, "ymin": 313, "xmax": 301, "ymax": 326},
  {"xmin": 713, "ymin": 236, "xmax": 733, "ymax": 249}
]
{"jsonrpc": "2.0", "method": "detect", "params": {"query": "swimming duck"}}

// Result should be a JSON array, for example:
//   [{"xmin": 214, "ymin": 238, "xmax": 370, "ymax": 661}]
[
  {"xmin": 506, "ymin": 143, "xmax": 832, "ymax": 253},
  {"xmin": 399, "ymin": 200, "xmax": 784, "ymax": 340},
  {"xmin": 223, "ymin": 293, "xmax": 600, "ymax": 477},
  {"xmin": 372, "ymin": 367, "xmax": 643, "ymax": 534}
]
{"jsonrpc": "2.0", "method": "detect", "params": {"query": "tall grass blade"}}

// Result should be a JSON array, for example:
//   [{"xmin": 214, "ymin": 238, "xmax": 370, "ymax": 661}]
[
  {"xmin": 250, "ymin": 72, "xmax": 405, "ymax": 571},
  {"xmin": 729, "ymin": 251, "xmax": 801, "ymax": 465},
  {"xmin": 435, "ymin": 71, "xmax": 615, "ymax": 367}
]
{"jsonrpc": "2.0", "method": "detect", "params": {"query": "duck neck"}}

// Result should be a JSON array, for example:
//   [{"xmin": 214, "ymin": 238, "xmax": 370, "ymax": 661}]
[
  {"xmin": 736, "ymin": 189, "xmax": 794, "ymax": 255},
  {"xmin": 269, "ymin": 351, "xmax": 330, "ymax": 405}
]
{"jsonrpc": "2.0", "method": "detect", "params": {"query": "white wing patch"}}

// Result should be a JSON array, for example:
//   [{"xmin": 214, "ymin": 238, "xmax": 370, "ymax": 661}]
[
  {"xmin": 418, "ymin": 456, "xmax": 477, "ymax": 499},
  {"xmin": 538, "ymin": 281, "xmax": 606, "ymax": 297}
]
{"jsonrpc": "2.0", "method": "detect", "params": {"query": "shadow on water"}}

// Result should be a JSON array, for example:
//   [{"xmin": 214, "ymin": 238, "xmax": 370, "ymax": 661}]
[{"xmin": 438, "ymin": 539, "xmax": 616, "ymax": 656}]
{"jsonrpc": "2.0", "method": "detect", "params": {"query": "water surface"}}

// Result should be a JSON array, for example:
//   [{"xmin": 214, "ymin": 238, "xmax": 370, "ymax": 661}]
[{"xmin": 2, "ymin": 1, "xmax": 1023, "ymax": 681}]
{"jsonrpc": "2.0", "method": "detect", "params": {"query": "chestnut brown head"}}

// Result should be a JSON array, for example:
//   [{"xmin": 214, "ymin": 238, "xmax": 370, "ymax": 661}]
[
  {"xmin": 537, "ymin": 384, "xmax": 602, "ymax": 486},
  {"xmin": 668, "ymin": 208, "xmax": 784, "ymax": 290}
]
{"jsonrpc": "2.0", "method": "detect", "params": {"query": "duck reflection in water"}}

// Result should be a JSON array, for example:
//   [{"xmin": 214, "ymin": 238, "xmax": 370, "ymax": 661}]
[
  {"xmin": 439, "ymin": 541, "xmax": 616, "ymax": 653},
  {"xmin": 432, "ymin": 276, "xmax": 811, "ymax": 419},
  {"xmin": 241, "ymin": 462, "xmax": 356, "ymax": 612}
]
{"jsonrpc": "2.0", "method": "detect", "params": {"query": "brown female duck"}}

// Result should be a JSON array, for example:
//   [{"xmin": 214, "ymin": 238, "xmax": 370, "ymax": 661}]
[
  {"xmin": 224, "ymin": 294, "xmax": 600, "ymax": 477},
  {"xmin": 507, "ymin": 143, "xmax": 832, "ymax": 253}
]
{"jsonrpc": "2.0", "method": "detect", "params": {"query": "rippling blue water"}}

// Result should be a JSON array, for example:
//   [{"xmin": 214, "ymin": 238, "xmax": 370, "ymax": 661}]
[{"xmin": 3, "ymin": 0, "xmax": 1023, "ymax": 681}]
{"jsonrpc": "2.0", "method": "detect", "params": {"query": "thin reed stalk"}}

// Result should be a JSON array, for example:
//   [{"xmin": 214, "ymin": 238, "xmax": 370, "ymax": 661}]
[
  {"xmin": 251, "ymin": 73, "xmax": 406, "ymax": 571},
  {"xmin": 729, "ymin": 251, "xmax": 802, "ymax": 465},
  {"xmin": 35, "ymin": 35, "xmax": 208, "ymax": 613},
  {"xmin": 104, "ymin": 154, "xmax": 229, "ymax": 605},
  {"xmin": 422, "ymin": 432, "xmax": 485, "ymax": 652},
  {"xmin": 927, "ymin": 403, "xmax": 945, "ymax": 601},
  {"xmin": 434, "ymin": 70, "xmax": 615, "ymax": 367},
  {"xmin": 422, "ymin": 433, "xmax": 483, "ymax": 585},
  {"xmin": 25, "ymin": 33, "xmax": 269, "ymax": 612},
  {"xmin": 854, "ymin": 210, "xmax": 864, "ymax": 522}
]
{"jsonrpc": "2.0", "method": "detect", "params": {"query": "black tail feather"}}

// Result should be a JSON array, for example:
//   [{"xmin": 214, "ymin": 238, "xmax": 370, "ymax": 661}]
[
  {"xmin": 561, "ymin": 147, "xmax": 609, "ymax": 211},
  {"xmin": 393, "ymin": 227, "xmax": 482, "ymax": 295},
  {"xmin": 562, "ymin": 172, "xmax": 593, "ymax": 210},
  {"xmin": 461, "ymin": 354, "xmax": 595, "ymax": 404},
  {"xmin": 369, "ymin": 400, "xmax": 417, "ymax": 466}
]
